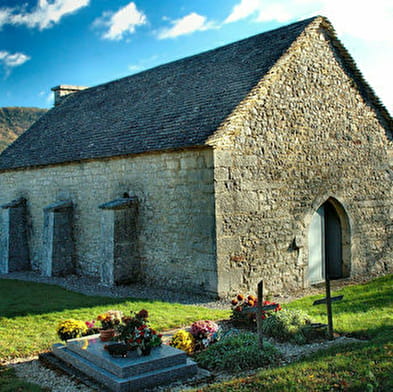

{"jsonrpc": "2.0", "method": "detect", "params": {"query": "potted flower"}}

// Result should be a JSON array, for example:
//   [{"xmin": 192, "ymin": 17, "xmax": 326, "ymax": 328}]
[
  {"xmin": 114, "ymin": 309, "xmax": 162, "ymax": 356},
  {"xmin": 116, "ymin": 309, "xmax": 148, "ymax": 344},
  {"xmin": 189, "ymin": 320, "xmax": 219, "ymax": 350},
  {"xmin": 56, "ymin": 319, "xmax": 88, "ymax": 341},
  {"xmin": 128, "ymin": 325, "xmax": 162, "ymax": 356},
  {"xmin": 84, "ymin": 320, "xmax": 100, "ymax": 336},
  {"xmin": 169, "ymin": 330, "xmax": 195, "ymax": 354},
  {"xmin": 97, "ymin": 310, "xmax": 123, "ymax": 341}
]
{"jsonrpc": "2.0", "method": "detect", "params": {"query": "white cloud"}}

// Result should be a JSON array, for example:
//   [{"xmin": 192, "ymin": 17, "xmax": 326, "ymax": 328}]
[
  {"xmin": 158, "ymin": 12, "xmax": 213, "ymax": 39},
  {"xmin": 317, "ymin": 0, "xmax": 393, "ymax": 44},
  {"xmin": 224, "ymin": 0, "xmax": 260, "ymax": 24},
  {"xmin": 254, "ymin": 3, "xmax": 293, "ymax": 23},
  {"xmin": 0, "ymin": 8, "xmax": 11, "ymax": 27},
  {"xmin": 0, "ymin": 0, "xmax": 89, "ymax": 30},
  {"xmin": 224, "ymin": 0, "xmax": 393, "ymax": 44},
  {"xmin": 128, "ymin": 64, "xmax": 143, "ymax": 72},
  {"xmin": 0, "ymin": 50, "xmax": 30, "ymax": 77},
  {"xmin": 0, "ymin": 51, "xmax": 30, "ymax": 67},
  {"xmin": 94, "ymin": 2, "xmax": 146, "ymax": 41},
  {"xmin": 225, "ymin": 0, "xmax": 314, "ymax": 24}
]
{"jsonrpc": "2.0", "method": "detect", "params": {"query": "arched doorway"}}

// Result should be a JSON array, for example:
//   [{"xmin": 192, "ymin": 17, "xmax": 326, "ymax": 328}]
[{"xmin": 308, "ymin": 199, "xmax": 350, "ymax": 284}]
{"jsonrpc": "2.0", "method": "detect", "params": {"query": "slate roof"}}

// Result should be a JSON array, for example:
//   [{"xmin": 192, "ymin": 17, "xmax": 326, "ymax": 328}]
[
  {"xmin": 0, "ymin": 17, "xmax": 316, "ymax": 170},
  {"xmin": 1, "ymin": 16, "xmax": 391, "ymax": 171}
]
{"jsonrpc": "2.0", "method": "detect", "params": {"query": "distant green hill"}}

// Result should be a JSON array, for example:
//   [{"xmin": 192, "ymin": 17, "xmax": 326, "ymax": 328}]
[{"xmin": 0, "ymin": 107, "xmax": 47, "ymax": 152}]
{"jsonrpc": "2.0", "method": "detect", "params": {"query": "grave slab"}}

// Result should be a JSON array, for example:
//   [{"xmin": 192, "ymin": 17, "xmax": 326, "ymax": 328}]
[
  {"xmin": 66, "ymin": 335, "xmax": 187, "ymax": 377},
  {"xmin": 52, "ymin": 336, "xmax": 198, "ymax": 392}
]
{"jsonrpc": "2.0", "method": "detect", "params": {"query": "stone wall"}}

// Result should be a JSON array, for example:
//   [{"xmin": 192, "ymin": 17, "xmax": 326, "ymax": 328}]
[
  {"xmin": 0, "ymin": 148, "xmax": 218, "ymax": 294},
  {"xmin": 211, "ymin": 19, "xmax": 393, "ymax": 297}
]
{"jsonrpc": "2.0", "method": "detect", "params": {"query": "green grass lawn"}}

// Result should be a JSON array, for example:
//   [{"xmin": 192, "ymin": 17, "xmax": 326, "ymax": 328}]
[
  {"xmin": 1, "ymin": 275, "xmax": 392, "ymax": 392},
  {"xmin": 198, "ymin": 274, "xmax": 393, "ymax": 391}
]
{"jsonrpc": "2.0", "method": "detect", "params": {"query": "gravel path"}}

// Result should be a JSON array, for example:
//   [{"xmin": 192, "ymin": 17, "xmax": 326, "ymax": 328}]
[{"xmin": 11, "ymin": 357, "xmax": 97, "ymax": 392}]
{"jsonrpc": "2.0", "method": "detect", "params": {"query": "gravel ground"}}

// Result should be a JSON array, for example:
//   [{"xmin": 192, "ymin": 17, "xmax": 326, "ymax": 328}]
[{"xmin": 11, "ymin": 358, "xmax": 97, "ymax": 392}]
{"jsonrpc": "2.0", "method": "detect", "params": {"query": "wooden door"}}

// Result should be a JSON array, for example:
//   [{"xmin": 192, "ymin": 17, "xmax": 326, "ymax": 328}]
[
  {"xmin": 308, "ymin": 202, "xmax": 342, "ymax": 284},
  {"xmin": 308, "ymin": 205, "xmax": 325, "ymax": 284}
]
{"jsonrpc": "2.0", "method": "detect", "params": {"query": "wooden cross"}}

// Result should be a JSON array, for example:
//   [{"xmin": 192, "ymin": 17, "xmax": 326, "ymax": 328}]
[
  {"xmin": 241, "ymin": 280, "xmax": 265, "ymax": 349},
  {"xmin": 312, "ymin": 276, "xmax": 344, "ymax": 340}
]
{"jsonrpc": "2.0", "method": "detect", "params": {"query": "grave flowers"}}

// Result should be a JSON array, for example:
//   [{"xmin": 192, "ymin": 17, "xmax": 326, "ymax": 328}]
[
  {"xmin": 189, "ymin": 320, "xmax": 219, "ymax": 350},
  {"xmin": 231, "ymin": 294, "xmax": 282, "ymax": 326},
  {"xmin": 97, "ymin": 310, "xmax": 123, "ymax": 341},
  {"xmin": 112, "ymin": 309, "xmax": 162, "ymax": 356},
  {"xmin": 56, "ymin": 319, "xmax": 88, "ymax": 341},
  {"xmin": 169, "ymin": 330, "xmax": 195, "ymax": 354},
  {"xmin": 127, "ymin": 325, "xmax": 163, "ymax": 356},
  {"xmin": 115, "ymin": 309, "xmax": 149, "ymax": 344}
]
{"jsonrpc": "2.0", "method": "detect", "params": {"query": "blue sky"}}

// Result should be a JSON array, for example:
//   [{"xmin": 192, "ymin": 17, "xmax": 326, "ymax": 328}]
[{"xmin": 0, "ymin": 0, "xmax": 392, "ymax": 115}]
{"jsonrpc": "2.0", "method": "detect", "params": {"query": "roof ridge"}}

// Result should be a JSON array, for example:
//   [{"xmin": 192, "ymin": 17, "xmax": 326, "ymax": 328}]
[{"xmin": 70, "ymin": 16, "xmax": 319, "ymax": 99}]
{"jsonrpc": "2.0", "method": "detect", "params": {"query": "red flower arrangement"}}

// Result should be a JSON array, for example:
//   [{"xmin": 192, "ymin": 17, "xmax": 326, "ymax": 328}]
[
  {"xmin": 230, "ymin": 294, "xmax": 282, "ymax": 325},
  {"xmin": 127, "ymin": 324, "xmax": 162, "ymax": 352}
]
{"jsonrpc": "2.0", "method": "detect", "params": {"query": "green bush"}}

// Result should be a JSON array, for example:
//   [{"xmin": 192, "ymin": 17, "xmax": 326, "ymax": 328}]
[
  {"xmin": 261, "ymin": 309, "xmax": 314, "ymax": 344},
  {"xmin": 194, "ymin": 331, "xmax": 280, "ymax": 372}
]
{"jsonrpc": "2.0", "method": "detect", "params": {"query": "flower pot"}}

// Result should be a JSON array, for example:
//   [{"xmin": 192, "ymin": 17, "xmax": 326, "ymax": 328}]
[
  {"xmin": 138, "ymin": 346, "xmax": 152, "ymax": 356},
  {"xmin": 100, "ymin": 328, "xmax": 115, "ymax": 342}
]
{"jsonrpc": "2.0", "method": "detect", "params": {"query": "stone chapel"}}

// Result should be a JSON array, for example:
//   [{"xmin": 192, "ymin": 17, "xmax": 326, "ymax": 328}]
[{"xmin": 0, "ymin": 16, "xmax": 392, "ymax": 297}]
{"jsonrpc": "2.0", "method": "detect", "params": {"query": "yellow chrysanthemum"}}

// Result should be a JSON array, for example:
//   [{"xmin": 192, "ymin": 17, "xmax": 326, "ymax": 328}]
[
  {"xmin": 56, "ymin": 319, "xmax": 88, "ymax": 341},
  {"xmin": 170, "ymin": 330, "xmax": 195, "ymax": 354}
]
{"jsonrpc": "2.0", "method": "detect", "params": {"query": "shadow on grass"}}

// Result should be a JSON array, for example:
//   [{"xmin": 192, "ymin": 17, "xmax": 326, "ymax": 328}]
[
  {"xmin": 0, "ymin": 279, "xmax": 157, "ymax": 318},
  {"xmin": 289, "ymin": 275, "xmax": 393, "ymax": 317}
]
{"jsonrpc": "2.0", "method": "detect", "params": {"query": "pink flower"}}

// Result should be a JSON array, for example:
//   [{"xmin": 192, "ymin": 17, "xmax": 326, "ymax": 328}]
[{"xmin": 85, "ymin": 320, "xmax": 95, "ymax": 328}]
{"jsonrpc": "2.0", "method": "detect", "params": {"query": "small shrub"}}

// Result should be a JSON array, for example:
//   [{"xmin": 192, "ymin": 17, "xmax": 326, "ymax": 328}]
[
  {"xmin": 261, "ymin": 309, "xmax": 312, "ymax": 343},
  {"xmin": 169, "ymin": 330, "xmax": 195, "ymax": 354},
  {"xmin": 194, "ymin": 331, "xmax": 280, "ymax": 372}
]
